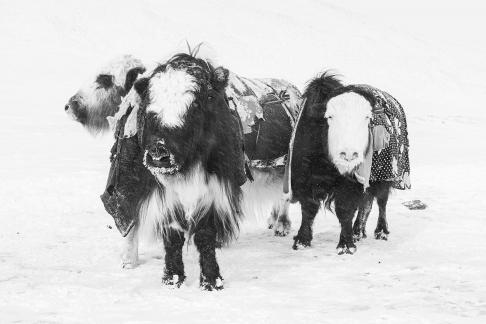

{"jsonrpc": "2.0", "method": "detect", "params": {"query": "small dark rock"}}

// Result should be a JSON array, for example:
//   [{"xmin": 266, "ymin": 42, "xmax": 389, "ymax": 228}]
[
  {"xmin": 107, "ymin": 225, "xmax": 113, "ymax": 229},
  {"xmin": 403, "ymin": 200, "xmax": 427, "ymax": 210}
]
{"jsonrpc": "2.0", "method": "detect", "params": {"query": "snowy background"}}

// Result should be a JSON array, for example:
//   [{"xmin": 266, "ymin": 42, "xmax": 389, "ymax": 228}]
[{"xmin": 1, "ymin": 0, "xmax": 485, "ymax": 323}]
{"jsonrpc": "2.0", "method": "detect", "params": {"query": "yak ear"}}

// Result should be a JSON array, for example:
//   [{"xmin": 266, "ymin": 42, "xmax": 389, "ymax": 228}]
[
  {"xmin": 212, "ymin": 66, "xmax": 229, "ymax": 92},
  {"xmin": 124, "ymin": 67, "xmax": 146, "ymax": 93},
  {"xmin": 306, "ymin": 103, "xmax": 326, "ymax": 120},
  {"xmin": 134, "ymin": 77, "xmax": 150, "ymax": 98},
  {"xmin": 96, "ymin": 74, "xmax": 114, "ymax": 89}
]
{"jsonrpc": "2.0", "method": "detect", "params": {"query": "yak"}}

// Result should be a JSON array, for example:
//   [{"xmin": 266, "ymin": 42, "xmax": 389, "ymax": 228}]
[
  {"xmin": 64, "ymin": 54, "xmax": 302, "ymax": 272},
  {"xmin": 103, "ymin": 53, "xmax": 248, "ymax": 290},
  {"xmin": 287, "ymin": 72, "xmax": 410, "ymax": 254}
]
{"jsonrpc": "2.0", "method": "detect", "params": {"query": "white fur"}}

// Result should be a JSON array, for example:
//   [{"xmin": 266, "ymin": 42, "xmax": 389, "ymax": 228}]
[
  {"xmin": 147, "ymin": 67, "xmax": 199, "ymax": 128},
  {"xmin": 325, "ymin": 92, "xmax": 372, "ymax": 175},
  {"xmin": 241, "ymin": 168, "xmax": 287, "ymax": 229},
  {"xmin": 96, "ymin": 54, "xmax": 144, "ymax": 88},
  {"xmin": 139, "ymin": 163, "xmax": 239, "ymax": 237},
  {"xmin": 120, "ymin": 224, "xmax": 139, "ymax": 269},
  {"xmin": 78, "ymin": 55, "xmax": 144, "ymax": 112},
  {"xmin": 108, "ymin": 86, "xmax": 142, "ymax": 135}
]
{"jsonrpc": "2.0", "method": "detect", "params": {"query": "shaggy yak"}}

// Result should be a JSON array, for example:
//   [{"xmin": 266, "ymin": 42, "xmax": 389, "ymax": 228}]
[
  {"xmin": 106, "ymin": 53, "xmax": 248, "ymax": 290},
  {"xmin": 287, "ymin": 72, "xmax": 410, "ymax": 254},
  {"xmin": 65, "ymin": 55, "xmax": 300, "ymax": 236},
  {"xmin": 65, "ymin": 53, "xmax": 301, "ymax": 289}
]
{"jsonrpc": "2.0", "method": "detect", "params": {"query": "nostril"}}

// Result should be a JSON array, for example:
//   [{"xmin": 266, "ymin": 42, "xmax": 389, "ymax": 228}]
[
  {"xmin": 340, "ymin": 152, "xmax": 346, "ymax": 159},
  {"xmin": 352, "ymin": 152, "xmax": 358, "ymax": 159},
  {"xmin": 64, "ymin": 104, "xmax": 70, "ymax": 111}
]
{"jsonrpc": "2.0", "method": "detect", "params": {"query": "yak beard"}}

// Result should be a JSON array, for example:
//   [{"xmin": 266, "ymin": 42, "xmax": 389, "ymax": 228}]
[{"xmin": 332, "ymin": 157, "xmax": 363, "ymax": 175}]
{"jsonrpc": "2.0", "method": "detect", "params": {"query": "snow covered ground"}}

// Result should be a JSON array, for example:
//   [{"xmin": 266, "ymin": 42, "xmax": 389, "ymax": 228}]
[{"xmin": 1, "ymin": 0, "xmax": 485, "ymax": 323}]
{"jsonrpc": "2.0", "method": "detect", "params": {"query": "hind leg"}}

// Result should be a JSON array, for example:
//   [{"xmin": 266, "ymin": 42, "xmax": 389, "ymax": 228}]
[
  {"xmin": 162, "ymin": 227, "xmax": 186, "ymax": 288},
  {"xmin": 293, "ymin": 198, "xmax": 319, "ymax": 249},
  {"xmin": 268, "ymin": 197, "xmax": 291, "ymax": 236},
  {"xmin": 374, "ymin": 182, "xmax": 392, "ymax": 240},
  {"xmin": 353, "ymin": 192, "xmax": 374, "ymax": 242},
  {"xmin": 121, "ymin": 224, "xmax": 139, "ymax": 269}
]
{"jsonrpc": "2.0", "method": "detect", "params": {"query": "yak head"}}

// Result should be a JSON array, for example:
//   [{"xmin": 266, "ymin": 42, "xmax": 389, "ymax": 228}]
[
  {"xmin": 133, "ymin": 53, "xmax": 229, "ymax": 181},
  {"xmin": 324, "ymin": 92, "xmax": 372, "ymax": 175},
  {"xmin": 65, "ymin": 55, "xmax": 145, "ymax": 134}
]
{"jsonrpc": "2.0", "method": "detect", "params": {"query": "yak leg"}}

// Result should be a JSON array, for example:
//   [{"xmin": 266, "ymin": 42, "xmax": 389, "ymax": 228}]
[
  {"xmin": 374, "ymin": 185, "xmax": 392, "ymax": 240},
  {"xmin": 268, "ymin": 197, "xmax": 291, "ymax": 237},
  {"xmin": 335, "ymin": 186, "xmax": 360, "ymax": 254},
  {"xmin": 292, "ymin": 198, "xmax": 320, "ymax": 249},
  {"xmin": 336, "ymin": 204, "xmax": 358, "ymax": 254},
  {"xmin": 121, "ymin": 224, "xmax": 139, "ymax": 269},
  {"xmin": 194, "ymin": 211, "xmax": 223, "ymax": 291},
  {"xmin": 162, "ymin": 227, "xmax": 186, "ymax": 287},
  {"xmin": 353, "ymin": 192, "xmax": 374, "ymax": 242}
]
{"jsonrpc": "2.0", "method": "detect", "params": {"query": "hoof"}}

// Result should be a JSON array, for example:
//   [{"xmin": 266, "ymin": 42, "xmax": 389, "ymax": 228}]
[
  {"xmin": 336, "ymin": 243, "xmax": 357, "ymax": 255},
  {"xmin": 121, "ymin": 256, "xmax": 138, "ymax": 269},
  {"xmin": 121, "ymin": 261, "xmax": 138, "ymax": 269},
  {"xmin": 292, "ymin": 236, "xmax": 311, "ymax": 250},
  {"xmin": 162, "ymin": 273, "xmax": 186, "ymax": 288},
  {"xmin": 375, "ymin": 231, "xmax": 388, "ymax": 240},
  {"xmin": 200, "ymin": 275, "xmax": 224, "ymax": 291},
  {"xmin": 274, "ymin": 221, "xmax": 291, "ymax": 237}
]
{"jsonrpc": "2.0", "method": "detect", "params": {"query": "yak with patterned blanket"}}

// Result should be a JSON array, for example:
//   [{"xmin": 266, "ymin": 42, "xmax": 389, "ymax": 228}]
[{"xmin": 287, "ymin": 72, "xmax": 410, "ymax": 254}]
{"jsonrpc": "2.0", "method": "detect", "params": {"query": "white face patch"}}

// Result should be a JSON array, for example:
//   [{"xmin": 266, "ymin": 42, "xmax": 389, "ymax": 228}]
[
  {"xmin": 147, "ymin": 67, "xmax": 199, "ymax": 128},
  {"xmin": 325, "ymin": 92, "xmax": 372, "ymax": 175}
]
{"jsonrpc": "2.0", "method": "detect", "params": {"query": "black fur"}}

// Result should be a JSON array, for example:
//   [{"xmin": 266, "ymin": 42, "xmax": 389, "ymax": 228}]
[
  {"xmin": 162, "ymin": 228, "xmax": 186, "ymax": 287},
  {"xmin": 96, "ymin": 74, "xmax": 114, "ymax": 89},
  {"xmin": 290, "ymin": 72, "xmax": 395, "ymax": 254},
  {"xmin": 124, "ymin": 67, "xmax": 146, "ymax": 94},
  {"xmin": 103, "ymin": 53, "xmax": 247, "ymax": 290}
]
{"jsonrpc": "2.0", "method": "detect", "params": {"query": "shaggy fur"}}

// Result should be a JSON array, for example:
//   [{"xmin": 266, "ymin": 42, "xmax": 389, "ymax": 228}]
[
  {"xmin": 65, "ymin": 55, "xmax": 145, "ymax": 133},
  {"xmin": 102, "ymin": 53, "xmax": 247, "ymax": 290},
  {"xmin": 290, "ymin": 72, "xmax": 403, "ymax": 254}
]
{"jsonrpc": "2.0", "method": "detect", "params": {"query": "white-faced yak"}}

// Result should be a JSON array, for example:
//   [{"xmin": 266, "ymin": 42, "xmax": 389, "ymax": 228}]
[
  {"xmin": 65, "ymin": 55, "xmax": 146, "ymax": 133},
  {"xmin": 64, "ymin": 54, "xmax": 301, "ymax": 273},
  {"xmin": 287, "ymin": 72, "xmax": 410, "ymax": 254}
]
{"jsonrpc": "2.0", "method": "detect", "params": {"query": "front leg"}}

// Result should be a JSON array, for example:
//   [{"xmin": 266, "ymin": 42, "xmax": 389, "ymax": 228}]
[
  {"xmin": 293, "ymin": 198, "xmax": 320, "ymax": 249},
  {"xmin": 162, "ymin": 227, "xmax": 186, "ymax": 288},
  {"xmin": 194, "ymin": 218, "xmax": 223, "ymax": 291},
  {"xmin": 335, "ymin": 184, "xmax": 360, "ymax": 254},
  {"xmin": 335, "ymin": 204, "xmax": 358, "ymax": 254},
  {"xmin": 121, "ymin": 224, "xmax": 139, "ymax": 269},
  {"xmin": 353, "ymin": 191, "xmax": 374, "ymax": 241}
]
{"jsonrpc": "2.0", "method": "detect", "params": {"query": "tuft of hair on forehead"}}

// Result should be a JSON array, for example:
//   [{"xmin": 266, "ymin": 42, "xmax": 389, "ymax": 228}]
[
  {"xmin": 96, "ymin": 54, "xmax": 145, "ymax": 88},
  {"xmin": 146, "ymin": 66, "xmax": 199, "ymax": 128},
  {"xmin": 325, "ymin": 92, "xmax": 373, "ymax": 118}
]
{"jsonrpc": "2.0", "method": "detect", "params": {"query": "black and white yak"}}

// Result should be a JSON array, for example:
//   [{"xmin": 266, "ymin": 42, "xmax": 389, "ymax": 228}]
[
  {"xmin": 104, "ymin": 53, "xmax": 249, "ymax": 290},
  {"xmin": 65, "ymin": 53, "xmax": 301, "ymax": 289},
  {"xmin": 287, "ymin": 72, "xmax": 410, "ymax": 254}
]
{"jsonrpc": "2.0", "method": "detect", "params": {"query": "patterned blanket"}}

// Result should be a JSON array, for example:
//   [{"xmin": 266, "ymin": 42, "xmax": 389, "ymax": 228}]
[{"xmin": 337, "ymin": 85, "xmax": 411, "ymax": 190}]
